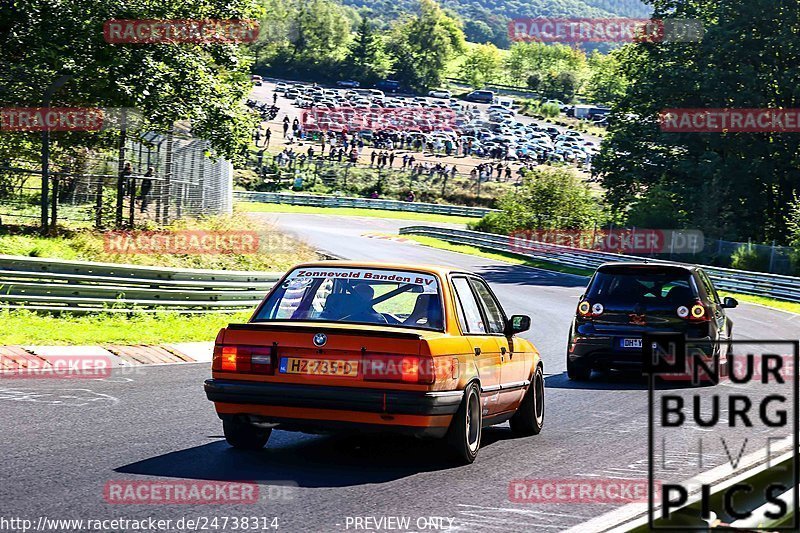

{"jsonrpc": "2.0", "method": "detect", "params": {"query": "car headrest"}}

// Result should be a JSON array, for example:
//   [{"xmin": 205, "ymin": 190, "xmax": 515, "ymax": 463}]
[
  {"xmin": 320, "ymin": 293, "xmax": 350, "ymax": 320},
  {"xmin": 666, "ymin": 285, "xmax": 694, "ymax": 304}
]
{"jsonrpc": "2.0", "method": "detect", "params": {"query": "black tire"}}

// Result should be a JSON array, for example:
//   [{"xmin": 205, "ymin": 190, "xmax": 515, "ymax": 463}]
[
  {"xmin": 567, "ymin": 357, "xmax": 591, "ymax": 381},
  {"xmin": 446, "ymin": 382, "xmax": 482, "ymax": 464},
  {"xmin": 510, "ymin": 365, "xmax": 545, "ymax": 436},
  {"xmin": 223, "ymin": 418, "xmax": 272, "ymax": 450}
]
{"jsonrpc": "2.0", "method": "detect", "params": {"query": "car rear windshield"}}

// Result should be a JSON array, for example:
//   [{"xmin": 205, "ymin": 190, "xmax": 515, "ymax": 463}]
[
  {"xmin": 586, "ymin": 267, "xmax": 698, "ymax": 308},
  {"xmin": 253, "ymin": 267, "xmax": 444, "ymax": 330}
]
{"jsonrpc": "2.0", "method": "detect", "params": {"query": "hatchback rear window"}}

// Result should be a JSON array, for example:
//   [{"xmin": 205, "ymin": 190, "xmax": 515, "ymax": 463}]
[
  {"xmin": 586, "ymin": 268, "xmax": 697, "ymax": 307},
  {"xmin": 254, "ymin": 267, "xmax": 444, "ymax": 330}
]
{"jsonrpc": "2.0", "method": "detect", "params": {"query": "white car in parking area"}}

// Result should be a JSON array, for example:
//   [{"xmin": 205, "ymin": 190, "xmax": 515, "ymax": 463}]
[
  {"xmin": 428, "ymin": 89, "xmax": 452, "ymax": 99},
  {"xmin": 487, "ymin": 105, "xmax": 514, "ymax": 116}
]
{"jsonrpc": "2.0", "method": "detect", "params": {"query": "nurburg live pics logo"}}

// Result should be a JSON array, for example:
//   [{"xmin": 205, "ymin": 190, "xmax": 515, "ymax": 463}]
[{"xmin": 645, "ymin": 335, "xmax": 799, "ymax": 530}]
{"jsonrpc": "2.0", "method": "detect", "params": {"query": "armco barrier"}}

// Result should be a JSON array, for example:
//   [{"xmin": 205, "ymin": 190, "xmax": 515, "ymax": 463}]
[
  {"xmin": 234, "ymin": 191, "xmax": 497, "ymax": 218},
  {"xmin": 398, "ymin": 226, "xmax": 800, "ymax": 303},
  {"xmin": 0, "ymin": 255, "xmax": 281, "ymax": 313}
]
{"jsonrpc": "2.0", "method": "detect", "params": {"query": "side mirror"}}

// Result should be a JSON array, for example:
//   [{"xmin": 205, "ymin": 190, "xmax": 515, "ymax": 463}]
[
  {"xmin": 722, "ymin": 297, "xmax": 738, "ymax": 309},
  {"xmin": 506, "ymin": 315, "xmax": 531, "ymax": 335}
]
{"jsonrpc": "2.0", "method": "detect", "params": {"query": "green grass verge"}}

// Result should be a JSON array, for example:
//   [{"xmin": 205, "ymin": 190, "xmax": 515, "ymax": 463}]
[
  {"xmin": 0, "ymin": 309, "xmax": 252, "ymax": 345},
  {"xmin": 0, "ymin": 211, "xmax": 317, "ymax": 271},
  {"xmin": 237, "ymin": 201, "xmax": 474, "ymax": 225},
  {"xmin": 719, "ymin": 292, "xmax": 800, "ymax": 315},
  {"xmin": 0, "ymin": 211, "xmax": 319, "ymax": 345},
  {"xmin": 409, "ymin": 235, "xmax": 800, "ymax": 315},
  {"xmin": 404, "ymin": 235, "xmax": 593, "ymax": 277}
]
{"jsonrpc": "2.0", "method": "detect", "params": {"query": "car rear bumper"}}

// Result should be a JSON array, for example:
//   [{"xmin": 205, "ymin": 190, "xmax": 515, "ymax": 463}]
[
  {"xmin": 205, "ymin": 379, "xmax": 462, "ymax": 437},
  {"xmin": 569, "ymin": 335, "xmax": 718, "ymax": 371}
]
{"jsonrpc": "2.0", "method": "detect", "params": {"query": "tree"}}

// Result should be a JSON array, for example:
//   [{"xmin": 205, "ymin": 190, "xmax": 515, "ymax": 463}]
[
  {"xmin": 255, "ymin": 0, "xmax": 353, "ymax": 80},
  {"xmin": 0, "ymin": 0, "xmax": 260, "ymax": 162},
  {"xmin": 386, "ymin": 0, "xmax": 466, "ymax": 92},
  {"xmin": 461, "ymin": 44, "xmax": 501, "ymax": 88},
  {"xmin": 291, "ymin": 0, "xmax": 351, "ymax": 60},
  {"xmin": 594, "ymin": 0, "xmax": 800, "ymax": 244},
  {"xmin": 463, "ymin": 20, "xmax": 494, "ymax": 44},
  {"xmin": 526, "ymin": 73, "xmax": 542, "ymax": 91},
  {"xmin": 539, "ymin": 70, "xmax": 580, "ymax": 102},
  {"xmin": 344, "ymin": 18, "xmax": 389, "ymax": 84},
  {"xmin": 584, "ymin": 49, "xmax": 628, "ymax": 105},
  {"xmin": 504, "ymin": 41, "xmax": 586, "ymax": 87}
]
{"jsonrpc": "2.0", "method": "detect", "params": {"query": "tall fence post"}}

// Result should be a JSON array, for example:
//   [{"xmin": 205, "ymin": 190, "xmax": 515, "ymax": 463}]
[
  {"xmin": 49, "ymin": 175, "xmax": 58, "ymax": 229},
  {"xmin": 115, "ymin": 119, "xmax": 127, "ymax": 228},
  {"xmin": 769, "ymin": 240, "xmax": 776, "ymax": 273},
  {"xmin": 128, "ymin": 173, "xmax": 136, "ymax": 228},
  {"xmin": 40, "ymin": 131, "xmax": 50, "ymax": 233},
  {"xmin": 94, "ymin": 174, "xmax": 105, "ymax": 228},
  {"xmin": 39, "ymin": 75, "xmax": 71, "ymax": 233},
  {"xmin": 162, "ymin": 128, "xmax": 173, "ymax": 225}
]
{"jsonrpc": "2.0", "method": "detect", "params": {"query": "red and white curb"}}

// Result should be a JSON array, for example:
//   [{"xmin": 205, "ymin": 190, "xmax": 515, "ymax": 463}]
[{"xmin": 0, "ymin": 343, "xmax": 213, "ymax": 374}]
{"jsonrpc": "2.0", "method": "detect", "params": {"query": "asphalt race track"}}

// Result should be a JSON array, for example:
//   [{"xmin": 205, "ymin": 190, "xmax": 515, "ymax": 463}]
[{"xmin": 2, "ymin": 213, "xmax": 798, "ymax": 532}]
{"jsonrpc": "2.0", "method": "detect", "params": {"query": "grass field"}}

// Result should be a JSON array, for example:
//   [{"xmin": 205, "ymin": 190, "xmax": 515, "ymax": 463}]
[
  {"xmin": 0, "ymin": 309, "xmax": 252, "ymax": 345},
  {"xmin": 0, "ymin": 211, "xmax": 317, "ymax": 345},
  {"xmin": 238, "ymin": 201, "xmax": 474, "ymax": 225},
  {"xmin": 0, "ymin": 211, "xmax": 317, "ymax": 271}
]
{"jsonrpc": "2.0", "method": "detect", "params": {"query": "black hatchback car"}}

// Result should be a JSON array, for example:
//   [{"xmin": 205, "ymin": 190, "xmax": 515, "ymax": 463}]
[{"xmin": 567, "ymin": 263, "xmax": 737, "ymax": 380}]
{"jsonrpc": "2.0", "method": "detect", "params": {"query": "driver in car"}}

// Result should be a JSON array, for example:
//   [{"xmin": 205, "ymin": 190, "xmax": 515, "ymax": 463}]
[{"xmin": 347, "ymin": 283, "xmax": 387, "ymax": 324}]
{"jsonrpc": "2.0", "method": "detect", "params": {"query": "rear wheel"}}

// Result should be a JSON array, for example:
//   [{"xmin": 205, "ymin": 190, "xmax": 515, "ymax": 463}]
[
  {"xmin": 567, "ymin": 358, "xmax": 591, "ymax": 381},
  {"xmin": 510, "ymin": 365, "xmax": 545, "ymax": 436},
  {"xmin": 446, "ymin": 382, "xmax": 482, "ymax": 464},
  {"xmin": 223, "ymin": 417, "xmax": 271, "ymax": 450}
]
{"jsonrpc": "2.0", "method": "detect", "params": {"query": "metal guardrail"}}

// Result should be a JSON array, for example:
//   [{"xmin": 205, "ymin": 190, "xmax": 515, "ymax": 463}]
[
  {"xmin": 398, "ymin": 226, "xmax": 800, "ymax": 303},
  {"xmin": 234, "ymin": 191, "xmax": 497, "ymax": 218},
  {"xmin": 0, "ymin": 255, "xmax": 281, "ymax": 314}
]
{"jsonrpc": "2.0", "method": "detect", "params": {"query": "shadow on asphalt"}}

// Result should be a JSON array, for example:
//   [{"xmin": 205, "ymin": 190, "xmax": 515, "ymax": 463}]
[
  {"xmin": 115, "ymin": 427, "xmax": 516, "ymax": 487},
  {"xmin": 476, "ymin": 263, "xmax": 588, "ymax": 288},
  {"xmin": 546, "ymin": 371, "xmax": 712, "ymax": 391}
]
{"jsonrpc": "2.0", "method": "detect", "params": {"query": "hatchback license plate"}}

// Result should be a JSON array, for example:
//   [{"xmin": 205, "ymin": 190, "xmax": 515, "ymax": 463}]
[
  {"xmin": 622, "ymin": 338, "xmax": 643, "ymax": 349},
  {"xmin": 279, "ymin": 357, "xmax": 358, "ymax": 377}
]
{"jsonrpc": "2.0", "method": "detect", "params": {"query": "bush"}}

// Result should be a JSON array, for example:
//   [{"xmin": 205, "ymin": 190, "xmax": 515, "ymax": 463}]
[
  {"xmin": 470, "ymin": 167, "xmax": 605, "ymax": 235},
  {"xmin": 539, "ymin": 103, "xmax": 560, "ymax": 118},
  {"xmin": 730, "ymin": 244, "xmax": 770, "ymax": 272}
]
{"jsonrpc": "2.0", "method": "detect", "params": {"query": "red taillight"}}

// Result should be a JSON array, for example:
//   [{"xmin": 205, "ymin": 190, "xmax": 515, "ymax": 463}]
[
  {"xmin": 363, "ymin": 355, "xmax": 435, "ymax": 384},
  {"xmin": 212, "ymin": 345, "xmax": 273, "ymax": 374},
  {"xmin": 688, "ymin": 301, "xmax": 709, "ymax": 322},
  {"xmin": 577, "ymin": 300, "xmax": 603, "ymax": 318}
]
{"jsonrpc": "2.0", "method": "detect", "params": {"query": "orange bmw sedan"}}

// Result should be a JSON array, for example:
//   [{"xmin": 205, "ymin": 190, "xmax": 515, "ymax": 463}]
[{"xmin": 205, "ymin": 262, "xmax": 544, "ymax": 463}]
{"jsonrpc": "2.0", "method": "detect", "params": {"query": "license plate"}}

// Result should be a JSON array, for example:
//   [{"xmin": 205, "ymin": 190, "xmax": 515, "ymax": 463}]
[
  {"xmin": 279, "ymin": 357, "xmax": 358, "ymax": 377},
  {"xmin": 621, "ymin": 338, "xmax": 643, "ymax": 349}
]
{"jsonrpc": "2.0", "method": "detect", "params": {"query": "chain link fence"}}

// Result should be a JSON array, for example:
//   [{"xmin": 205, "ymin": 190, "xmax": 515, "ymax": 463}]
[{"xmin": 0, "ymin": 131, "xmax": 233, "ymax": 230}]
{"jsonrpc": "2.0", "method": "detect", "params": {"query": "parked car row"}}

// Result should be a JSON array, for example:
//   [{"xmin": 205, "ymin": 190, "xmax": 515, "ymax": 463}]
[{"xmin": 272, "ymin": 81, "xmax": 598, "ymax": 165}]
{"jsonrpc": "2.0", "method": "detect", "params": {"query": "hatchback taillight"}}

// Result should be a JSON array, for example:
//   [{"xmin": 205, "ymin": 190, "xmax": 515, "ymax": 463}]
[
  {"xmin": 577, "ymin": 300, "xmax": 603, "ymax": 318},
  {"xmin": 689, "ymin": 301, "xmax": 709, "ymax": 322},
  {"xmin": 676, "ymin": 300, "xmax": 709, "ymax": 322}
]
